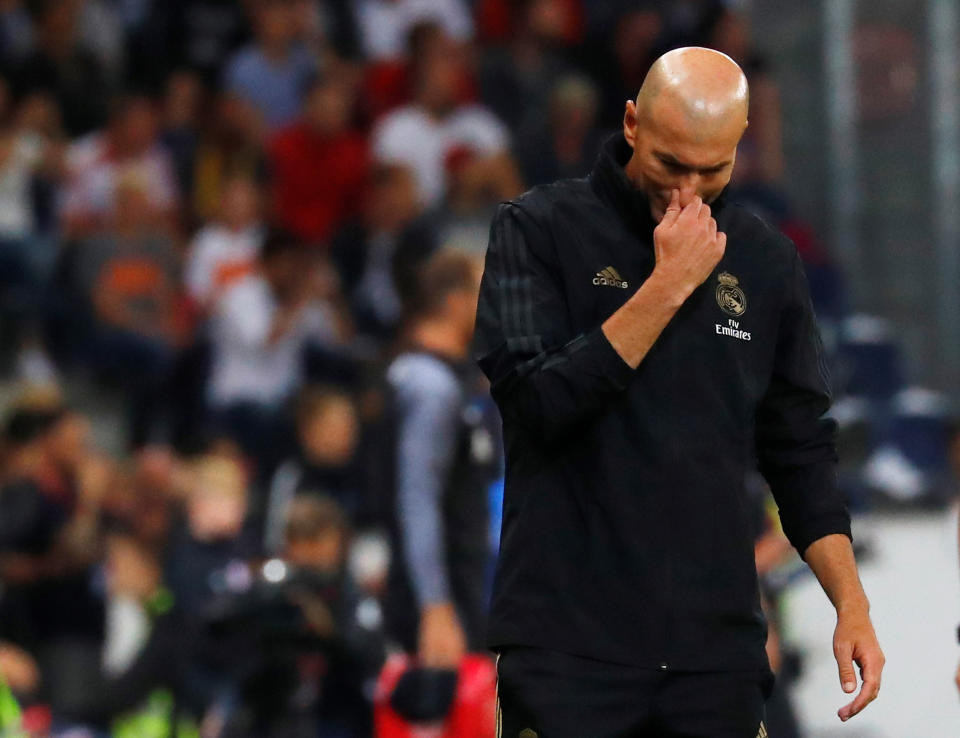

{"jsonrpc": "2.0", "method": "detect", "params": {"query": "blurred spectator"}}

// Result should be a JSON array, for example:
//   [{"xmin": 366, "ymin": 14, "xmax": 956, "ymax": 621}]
[
  {"xmin": 0, "ymin": 94, "xmax": 58, "ymax": 245},
  {"xmin": 514, "ymin": 73, "xmax": 603, "ymax": 187},
  {"xmin": 103, "ymin": 446, "xmax": 182, "ymax": 551},
  {"xmin": 76, "ymin": 172, "xmax": 181, "ymax": 448},
  {"xmin": 360, "ymin": 19, "xmax": 475, "ymax": 130},
  {"xmin": 62, "ymin": 94, "xmax": 179, "ymax": 240},
  {"xmin": 143, "ymin": 0, "xmax": 252, "ymax": 86},
  {"xmin": 371, "ymin": 30, "xmax": 519, "ymax": 208},
  {"xmin": 161, "ymin": 493, "xmax": 383, "ymax": 738},
  {"xmin": 478, "ymin": 0, "xmax": 575, "ymax": 132},
  {"xmin": 101, "ymin": 528, "xmax": 167, "ymax": 678},
  {"xmin": 54, "ymin": 525, "xmax": 196, "ymax": 735},
  {"xmin": 352, "ymin": 0, "xmax": 473, "ymax": 62},
  {"xmin": 76, "ymin": 0, "xmax": 126, "ymax": 85},
  {"xmin": 165, "ymin": 453, "xmax": 258, "ymax": 615},
  {"xmin": 0, "ymin": 91, "xmax": 63, "ymax": 380},
  {"xmin": 67, "ymin": 452, "xmax": 258, "ymax": 728},
  {"xmin": 703, "ymin": 5, "xmax": 784, "ymax": 184},
  {"xmin": 206, "ymin": 229, "xmax": 341, "ymax": 462},
  {"xmin": 382, "ymin": 250, "xmax": 492, "ymax": 666},
  {"xmin": 224, "ymin": 0, "xmax": 318, "ymax": 132},
  {"xmin": 11, "ymin": 0, "xmax": 113, "ymax": 137},
  {"xmin": 331, "ymin": 162, "xmax": 436, "ymax": 338},
  {"xmin": 0, "ymin": 1, "xmax": 34, "ymax": 65},
  {"xmin": 161, "ymin": 453, "xmax": 256, "ymax": 725},
  {"xmin": 293, "ymin": 0, "xmax": 362, "ymax": 61},
  {"xmin": 159, "ymin": 70, "xmax": 204, "ymax": 216},
  {"xmin": 269, "ymin": 73, "xmax": 368, "ymax": 246},
  {"xmin": 278, "ymin": 494, "xmax": 385, "ymax": 737},
  {"xmin": 185, "ymin": 174, "xmax": 264, "ymax": 314},
  {"xmin": 264, "ymin": 386, "xmax": 363, "ymax": 553},
  {"xmin": 591, "ymin": 7, "xmax": 663, "ymax": 129},
  {"xmin": 0, "ymin": 398, "xmax": 112, "ymax": 713},
  {"xmin": 192, "ymin": 92, "xmax": 267, "ymax": 223}
]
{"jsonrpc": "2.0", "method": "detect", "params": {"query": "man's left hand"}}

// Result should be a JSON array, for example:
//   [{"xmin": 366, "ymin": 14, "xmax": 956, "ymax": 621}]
[{"xmin": 833, "ymin": 606, "xmax": 884, "ymax": 721}]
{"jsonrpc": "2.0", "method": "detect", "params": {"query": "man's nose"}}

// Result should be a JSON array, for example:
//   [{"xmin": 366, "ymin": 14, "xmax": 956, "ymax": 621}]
[{"xmin": 676, "ymin": 177, "xmax": 701, "ymax": 208}]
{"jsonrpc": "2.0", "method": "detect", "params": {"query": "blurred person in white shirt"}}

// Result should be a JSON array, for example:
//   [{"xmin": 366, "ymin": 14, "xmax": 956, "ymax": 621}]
[
  {"xmin": 62, "ymin": 94, "xmax": 178, "ymax": 239},
  {"xmin": 0, "ymin": 90, "xmax": 63, "ymax": 382},
  {"xmin": 184, "ymin": 174, "xmax": 264, "ymax": 315},
  {"xmin": 206, "ymin": 228, "xmax": 341, "ymax": 465},
  {"xmin": 371, "ymin": 27, "xmax": 520, "ymax": 209}
]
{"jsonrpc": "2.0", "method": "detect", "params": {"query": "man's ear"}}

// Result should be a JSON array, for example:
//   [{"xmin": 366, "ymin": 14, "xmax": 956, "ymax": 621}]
[{"xmin": 623, "ymin": 100, "xmax": 639, "ymax": 149}]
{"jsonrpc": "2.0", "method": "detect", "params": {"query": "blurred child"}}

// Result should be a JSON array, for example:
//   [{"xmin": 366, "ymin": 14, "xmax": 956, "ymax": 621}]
[
  {"xmin": 264, "ymin": 386, "xmax": 362, "ymax": 553},
  {"xmin": 165, "ymin": 452, "xmax": 259, "ymax": 614}
]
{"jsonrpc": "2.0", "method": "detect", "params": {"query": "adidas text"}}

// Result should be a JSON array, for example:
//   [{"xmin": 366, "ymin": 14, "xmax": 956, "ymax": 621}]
[{"xmin": 593, "ymin": 267, "xmax": 629, "ymax": 289}]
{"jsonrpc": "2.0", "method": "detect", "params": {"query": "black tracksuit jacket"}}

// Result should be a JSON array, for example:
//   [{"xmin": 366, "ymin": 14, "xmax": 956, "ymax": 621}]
[{"xmin": 474, "ymin": 135, "xmax": 851, "ymax": 673}]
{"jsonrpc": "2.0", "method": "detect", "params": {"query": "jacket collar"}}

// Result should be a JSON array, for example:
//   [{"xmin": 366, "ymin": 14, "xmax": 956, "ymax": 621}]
[{"xmin": 589, "ymin": 134, "xmax": 728, "ymax": 236}]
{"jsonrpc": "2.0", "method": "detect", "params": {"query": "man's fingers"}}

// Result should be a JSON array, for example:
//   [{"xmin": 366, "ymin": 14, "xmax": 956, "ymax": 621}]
[
  {"xmin": 836, "ymin": 645, "xmax": 884, "ymax": 722},
  {"xmin": 716, "ymin": 231, "xmax": 727, "ymax": 255},
  {"xmin": 660, "ymin": 189, "xmax": 682, "ymax": 225},
  {"xmin": 838, "ymin": 678, "xmax": 880, "ymax": 722},
  {"xmin": 860, "ymin": 649, "xmax": 884, "ymax": 691},
  {"xmin": 680, "ymin": 195, "xmax": 703, "ymax": 221},
  {"xmin": 834, "ymin": 641, "xmax": 856, "ymax": 693}
]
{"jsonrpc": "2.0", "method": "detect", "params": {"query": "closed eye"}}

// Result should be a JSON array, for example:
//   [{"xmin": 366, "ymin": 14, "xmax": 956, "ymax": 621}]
[
  {"xmin": 662, "ymin": 161, "xmax": 690, "ymax": 175},
  {"xmin": 655, "ymin": 153, "xmax": 731, "ymax": 177}
]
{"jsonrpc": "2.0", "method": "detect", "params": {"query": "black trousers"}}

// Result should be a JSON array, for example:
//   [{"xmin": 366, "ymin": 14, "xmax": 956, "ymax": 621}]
[{"xmin": 495, "ymin": 646, "xmax": 772, "ymax": 738}]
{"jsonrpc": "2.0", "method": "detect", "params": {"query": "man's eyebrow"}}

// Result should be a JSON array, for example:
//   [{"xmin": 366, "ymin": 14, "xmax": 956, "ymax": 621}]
[{"xmin": 654, "ymin": 151, "xmax": 732, "ymax": 172}]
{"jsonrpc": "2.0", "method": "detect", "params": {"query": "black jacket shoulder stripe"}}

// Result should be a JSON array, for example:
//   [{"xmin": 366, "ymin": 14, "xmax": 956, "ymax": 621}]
[
  {"xmin": 496, "ymin": 204, "xmax": 524, "ymax": 351},
  {"xmin": 497, "ymin": 204, "xmax": 542, "ymax": 356}
]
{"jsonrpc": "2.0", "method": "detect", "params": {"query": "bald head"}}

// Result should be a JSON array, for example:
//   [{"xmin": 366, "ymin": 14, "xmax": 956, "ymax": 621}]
[
  {"xmin": 637, "ymin": 47, "xmax": 749, "ymax": 136},
  {"xmin": 622, "ymin": 48, "xmax": 749, "ymax": 222}
]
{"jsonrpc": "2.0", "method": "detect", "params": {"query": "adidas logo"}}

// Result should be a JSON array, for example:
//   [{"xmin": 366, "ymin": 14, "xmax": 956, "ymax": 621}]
[{"xmin": 592, "ymin": 266, "xmax": 629, "ymax": 289}]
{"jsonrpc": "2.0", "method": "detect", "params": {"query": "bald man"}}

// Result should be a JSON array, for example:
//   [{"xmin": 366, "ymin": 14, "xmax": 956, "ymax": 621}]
[{"xmin": 475, "ymin": 47, "xmax": 883, "ymax": 737}]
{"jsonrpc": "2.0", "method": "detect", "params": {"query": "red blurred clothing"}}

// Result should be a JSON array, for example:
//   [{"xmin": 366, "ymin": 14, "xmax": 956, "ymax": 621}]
[
  {"xmin": 269, "ymin": 123, "xmax": 369, "ymax": 245},
  {"xmin": 362, "ymin": 60, "xmax": 480, "ymax": 125},
  {"xmin": 475, "ymin": 0, "xmax": 584, "ymax": 45}
]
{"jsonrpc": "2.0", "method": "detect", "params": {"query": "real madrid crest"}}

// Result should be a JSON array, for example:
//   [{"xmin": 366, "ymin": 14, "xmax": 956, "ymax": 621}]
[{"xmin": 716, "ymin": 272, "xmax": 746, "ymax": 316}]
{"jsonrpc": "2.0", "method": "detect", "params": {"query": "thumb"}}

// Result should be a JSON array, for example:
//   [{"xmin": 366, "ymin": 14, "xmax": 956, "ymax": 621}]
[
  {"xmin": 660, "ymin": 189, "xmax": 681, "ymax": 226},
  {"xmin": 836, "ymin": 642, "xmax": 857, "ymax": 693}
]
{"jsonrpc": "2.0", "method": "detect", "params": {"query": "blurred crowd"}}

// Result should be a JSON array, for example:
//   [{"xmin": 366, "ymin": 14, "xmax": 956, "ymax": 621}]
[{"xmin": 0, "ymin": 0, "xmax": 956, "ymax": 737}]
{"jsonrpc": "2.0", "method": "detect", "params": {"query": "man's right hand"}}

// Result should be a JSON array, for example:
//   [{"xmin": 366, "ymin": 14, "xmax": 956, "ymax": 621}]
[
  {"xmin": 418, "ymin": 602, "xmax": 466, "ymax": 669},
  {"xmin": 651, "ymin": 189, "xmax": 727, "ymax": 300}
]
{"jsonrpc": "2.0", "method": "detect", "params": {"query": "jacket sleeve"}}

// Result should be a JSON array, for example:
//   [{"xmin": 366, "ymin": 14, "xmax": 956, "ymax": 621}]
[
  {"xmin": 474, "ymin": 201, "xmax": 634, "ymax": 442},
  {"xmin": 756, "ymin": 246, "xmax": 851, "ymax": 559}
]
